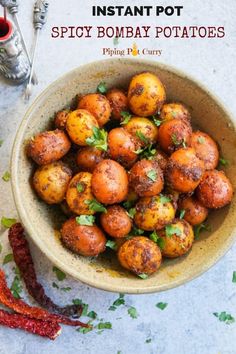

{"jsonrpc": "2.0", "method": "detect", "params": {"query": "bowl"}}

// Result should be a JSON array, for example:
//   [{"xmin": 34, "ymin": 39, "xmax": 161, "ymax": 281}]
[{"xmin": 11, "ymin": 59, "xmax": 236, "ymax": 294}]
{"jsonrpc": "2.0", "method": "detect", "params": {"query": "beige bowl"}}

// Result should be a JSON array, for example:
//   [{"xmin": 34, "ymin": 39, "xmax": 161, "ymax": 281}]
[{"xmin": 11, "ymin": 59, "xmax": 236, "ymax": 294}]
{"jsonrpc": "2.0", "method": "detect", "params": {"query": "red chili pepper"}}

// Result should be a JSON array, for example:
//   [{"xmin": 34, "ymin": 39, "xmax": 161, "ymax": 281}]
[
  {"xmin": 0, "ymin": 309, "xmax": 61, "ymax": 340},
  {"xmin": 0, "ymin": 269, "xmax": 89, "ymax": 328},
  {"xmin": 8, "ymin": 223, "xmax": 82, "ymax": 317}
]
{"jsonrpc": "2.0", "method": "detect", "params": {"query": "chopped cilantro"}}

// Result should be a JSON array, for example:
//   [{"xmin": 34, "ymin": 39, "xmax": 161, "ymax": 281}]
[
  {"xmin": 213, "ymin": 312, "xmax": 235, "ymax": 324},
  {"xmin": 152, "ymin": 116, "xmax": 162, "ymax": 126},
  {"xmin": 52, "ymin": 282, "xmax": 59, "ymax": 289},
  {"xmin": 87, "ymin": 311, "xmax": 97, "ymax": 319},
  {"xmin": 138, "ymin": 273, "xmax": 148, "ymax": 280},
  {"xmin": 171, "ymin": 133, "xmax": 186, "ymax": 148},
  {"xmin": 106, "ymin": 240, "xmax": 117, "ymax": 251},
  {"xmin": 109, "ymin": 294, "xmax": 125, "ymax": 311},
  {"xmin": 77, "ymin": 326, "xmax": 93, "ymax": 334},
  {"xmin": 159, "ymin": 195, "xmax": 171, "ymax": 204},
  {"xmin": 197, "ymin": 136, "xmax": 205, "ymax": 144},
  {"xmin": 52, "ymin": 266, "xmax": 66, "ymax": 281},
  {"xmin": 219, "ymin": 157, "xmax": 229, "ymax": 167},
  {"xmin": 86, "ymin": 127, "xmax": 108, "ymax": 151},
  {"xmin": 97, "ymin": 322, "xmax": 112, "ymax": 329},
  {"xmin": 232, "ymin": 271, "xmax": 236, "ymax": 283},
  {"xmin": 82, "ymin": 304, "xmax": 89, "ymax": 316},
  {"xmin": 97, "ymin": 82, "xmax": 107, "ymax": 94},
  {"xmin": 129, "ymin": 226, "xmax": 144, "ymax": 236},
  {"xmin": 147, "ymin": 169, "xmax": 157, "ymax": 182},
  {"xmin": 136, "ymin": 131, "xmax": 149, "ymax": 144},
  {"xmin": 179, "ymin": 209, "xmax": 186, "ymax": 219},
  {"xmin": 120, "ymin": 111, "xmax": 132, "ymax": 125},
  {"xmin": 123, "ymin": 200, "xmax": 135, "ymax": 209},
  {"xmin": 127, "ymin": 208, "xmax": 136, "ymax": 219},
  {"xmin": 2, "ymin": 171, "xmax": 11, "ymax": 182},
  {"xmin": 149, "ymin": 231, "xmax": 165, "ymax": 250},
  {"xmin": 165, "ymin": 224, "xmax": 182, "ymax": 238},
  {"xmin": 72, "ymin": 298, "xmax": 83, "ymax": 306},
  {"xmin": 135, "ymin": 144, "xmax": 156, "ymax": 160},
  {"xmin": 76, "ymin": 215, "xmax": 95, "ymax": 226},
  {"xmin": 128, "ymin": 307, "xmax": 138, "ymax": 319},
  {"xmin": 194, "ymin": 223, "xmax": 211, "ymax": 239},
  {"xmin": 85, "ymin": 199, "xmax": 107, "ymax": 213},
  {"xmin": 3, "ymin": 253, "xmax": 13, "ymax": 265},
  {"xmin": 145, "ymin": 338, "xmax": 152, "ymax": 343},
  {"xmin": 10, "ymin": 275, "xmax": 22, "ymax": 299},
  {"xmin": 61, "ymin": 287, "xmax": 72, "ymax": 292},
  {"xmin": 149, "ymin": 231, "xmax": 159, "ymax": 243},
  {"xmin": 1, "ymin": 217, "xmax": 17, "ymax": 228},
  {"xmin": 156, "ymin": 302, "xmax": 168, "ymax": 310},
  {"xmin": 77, "ymin": 183, "xmax": 85, "ymax": 193}
]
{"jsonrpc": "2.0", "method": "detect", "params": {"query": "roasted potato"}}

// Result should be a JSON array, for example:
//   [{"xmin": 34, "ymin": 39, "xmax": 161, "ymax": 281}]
[
  {"xmin": 134, "ymin": 195, "xmax": 175, "ymax": 231},
  {"xmin": 128, "ymin": 72, "xmax": 166, "ymax": 117},
  {"xmin": 166, "ymin": 148, "xmax": 205, "ymax": 193},
  {"xmin": 76, "ymin": 147, "xmax": 104, "ymax": 173},
  {"xmin": 129, "ymin": 159, "xmax": 164, "ymax": 197},
  {"xmin": 33, "ymin": 162, "xmax": 72, "ymax": 204},
  {"xmin": 178, "ymin": 196, "xmax": 208, "ymax": 225},
  {"xmin": 66, "ymin": 109, "xmax": 99, "ymax": 146},
  {"xmin": 61, "ymin": 218, "xmax": 106, "ymax": 256},
  {"xmin": 78, "ymin": 93, "xmax": 111, "ymax": 127},
  {"xmin": 160, "ymin": 103, "xmax": 191, "ymax": 122},
  {"xmin": 91, "ymin": 159, "xmax": 129, "ymax": 204},
  {"xmin": 124, "ymin": 117, "xmax": 158, "ymax": 146},
  {"xmin": 190, "ymin": 131, "xmax": 219, "ymax": 170},
  {"xmin": 159, "ymin": 219, "xmax": 194, "ymax": 258},
  {"xmin": 66, "ymin": 172, "xmax": 95, "ymax": 215},
  {"xmin": 153, "ymin": 149, "xmax": 168, "ymax": 171},
  {"xmin": 108, "ymin": 127, "xmax": 140, "ymax": 168},
  {"xmin": 106, "ymin": 88, "xmax": 128, "ymax": 120},
  {"xmin": 100, "ymin": 205, "xmax": 132, "ymax": 238},
  {"xmin": 158, "ymin": 118, "xmax": 192, "ymax": 154},
  {"xmin": 118, "ymin": 236, "xmax": 162, "ymax": 275},
  {"xmin": 27, "ymin": 129, "xmax": 71, "ymax": 165},
  {"xmin": 196, "ymin": 170, "xmax": 233, "ymax": 209},
  {"xmin": 54, "ymin": 110, "xmax": 70, "ymax": 130}
]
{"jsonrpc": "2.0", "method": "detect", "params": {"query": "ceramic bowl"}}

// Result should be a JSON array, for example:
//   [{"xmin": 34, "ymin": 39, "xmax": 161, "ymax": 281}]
[{"xmin": 11, "ymin": 59, "xmax": 236, "ymax": 294}]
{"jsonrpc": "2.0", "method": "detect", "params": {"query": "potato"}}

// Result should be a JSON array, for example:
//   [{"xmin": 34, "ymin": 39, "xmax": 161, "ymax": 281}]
[
  {"xmin": 153, "ymin": 149, "xmax": 168, "ymax": 171},
  {"xmin": 61, "ymin": 218, "xmax": 106, "ymax": 256},
  {"xmin": 158, "ymin": 118, "xmax": 192, "ymax": 154},
  {"xmin": 178, "ymin": 196, "xmax": 208, "ymax": 225},
  {"xmin": 66, "ymin": 109, "xmax": 99, "ymax": 146},
  {"xmin": 190, "ymin": 131, "xmax": 219, "ymax": 170},
  {"xmin": 91, "ymin": 159, "xmax": 129, "ymax": 204},
  {"xmin": 166, "ymin": 148, "xmax": 205, "ymax": 193},
  {"xmin": 33, "ymin": 162, "xmax": 72, "ymax": 204},
  {"xmin": 124, "ymin": 117, "xmax": 158, "ymax": 146},
  {"xmin": 129, "ymin": 159, "xmax": 164, "ymax": 197},
  {"xmin": 118, "ymin": 236, "xmax": 162, "ymax": 275},
  {"xmin": 159, "ymin": 219, "xmax": 194, "ymax": 258},
  {"xmin": 27, "ymin": 129, "xmax": 71, "ymax": 165},
  {"xmin": 78, "ymin": 93, "xmax": 111, "ymax": 127},
  {"xmin": 106, "ymin": 88, "xmax": 128, "ymax": 120},
  {"xmin": 196, "ymin": 170, "xmax": 233, "ymax": 209},
  {"xmin": 100, "ymin": 205, "xmax": 132, "ymax": 238},
  {"xmin": 66, "ymin": 172, "xmax": 95, "ymax": 215},
  {"xmin": 54, "ymin": 110, "xmax": 70, "ymax": 130},
  {"xmin": 128, "ymin": 72, "xmax": 166, "ymax": 117},
  {"xmin": 134, "ymin": 195, "xmax": 175, "ymax": 231},
  {"xmin": 160, "ymin": 103, "xmax": 191, "ymax": 122},
  {"xmin": 108, "ymin": 127, "xmax": 140, "ymax": 168},
  {"xmin": 76, "ymin": 147, "xmax": 104, "ymax": 173}
]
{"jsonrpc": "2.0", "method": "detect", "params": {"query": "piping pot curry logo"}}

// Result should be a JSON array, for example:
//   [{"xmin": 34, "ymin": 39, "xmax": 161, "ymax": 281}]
[{"xmin": 102, "ymin": 42, "xmax": 162, "ymax": 57}]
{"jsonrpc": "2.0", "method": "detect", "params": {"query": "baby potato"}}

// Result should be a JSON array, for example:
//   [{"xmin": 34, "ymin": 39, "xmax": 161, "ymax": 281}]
[
  {"xmin": 196, "ymin": 170, "xmax": 233, "ymax": 209},
  {"xmin": 124, "ymin": 117, "xmax": 158, "ymax": 146},
  {"xmin": 76, "ymin": 147, "xmax": 104, "ymax": 173},
  {"xmin": 100, "ymin": 205, "xmax": 132, "ymax": 238},
  {"xmin": 128, "ymin": 72, "xmax": 166, "ymax": 117},
  {"xmin": 190, "ymin": 131, "xmax": 219, "ymax": 170},
  {"xmin": 33, "ymin": 162, "xmax": 72, "ymax": 204},
  {"xmin": 129, "ymin": 159, "xmax": 164, "ymax": 197},
  {"xmin": 108, "ymin": 127, "xmax": 140, "ymax": 168},
  {"xmin": 118, "ymin": 236, "xmax": 162, "ymax": 276},
  {"xmin": 153, "ymin": 149, "xmax": 168, "ymax": 171},
  {"xmin": 166, "ymin": 148, "xmax": 205, "ymax": 193},
  {"xmin": 178, "ymin": 196, "xmax": 208, "ymax": 225},
  {"xmin": 78, "ymin": 93, "xmax": 111, "ymax": 127},
  {"xmin": 91, "ymin": 159, "xmax": 129, "ymax": 204},
  {"xmin": 158, "ymin": 118, "xmax": 192, "ymax": 154},
  {"xmin": 54, "ymin": 110, "xmax": 70, "ymax": 130},
  {"xmin": 66, "ymin": 109, "xmax": 99, "ymax": 146},
  {"xmin": 66, "ymin": 172, "xmax": 95, "ymax": 215},
  {"xmin": 27, "ymin": 129, "xmax": 71, "ymax": 165},
  {"xmin": 106, "ymin": 88, "xmax": 128, "ymax": 120},
  {"xmin": 160, "ymin": 103, "xmax": 191, "ymax": 122},
  {"xmin": 159, "ymin": 219, "xmax": 194, "ymax": 258},
  {"xmin": 61, "ymin": 218, "xmax": 106, "ymax": 257},
  {"xmin": 134, "ymin": 195, "xmax": 175, "ymax": 231}
]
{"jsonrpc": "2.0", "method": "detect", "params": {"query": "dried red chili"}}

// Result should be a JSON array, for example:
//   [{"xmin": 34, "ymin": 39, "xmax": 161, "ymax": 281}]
[
  {"xmin": 0, "ymin": 269, "xmax": 89, "ymax": 328},
  {"xmin": 8, "ymin": 223, "xmax": 82, "ymax": 317},
  {"xmin": 0, "ymin": 309, "xmax": 61, "ymax": 340}
]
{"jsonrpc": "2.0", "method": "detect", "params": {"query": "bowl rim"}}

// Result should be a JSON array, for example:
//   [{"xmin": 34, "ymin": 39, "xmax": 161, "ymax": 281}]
[{"xmin": 11, "ymin": 58, "xmax": 236, "ymax": 294}]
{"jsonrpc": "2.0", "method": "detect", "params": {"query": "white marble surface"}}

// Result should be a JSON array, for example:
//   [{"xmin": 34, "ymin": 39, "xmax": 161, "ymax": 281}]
[{"xmin": 0, "ymin": 0, "xmax": 236, "ymax": 353}]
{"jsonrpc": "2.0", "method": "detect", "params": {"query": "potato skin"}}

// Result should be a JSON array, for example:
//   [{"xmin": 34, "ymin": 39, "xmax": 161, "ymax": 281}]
[
  {"xmin": 196, "ymin": 170, "xmax": 233, "ymax": 209},
  {"xmin": 78, "ymin": 93, "xmax": 111, "ymax": 127},
  {"xmin": 106, "ymin": 88, "xmax": 128, "ymax": 120},
  {"xmin": 66, "ymin": 172, "xmax": 95, "ymax": 215},
  {"xmin": 76, "ymin": 147, "xmax": 104, "ymax": 173},
  {"xmin": 118, "ymin": 236, "xmax": 162, "ymax": 275},
  {"xmin": 160, "ymin": 103, "xmax": 191, "ymax": 122},
  {"xmin": 129, "ymin": 159, "xmax": 164, "ymax": 197},
  {"xmin": 128, "ymin": 72, "xmax": 166, "ymax": 117},
  {"xmin": 178, "ymin": 196, "xmax": 208, "ymax": 225},
  {"xmin": 158, "ymin": 118, "xmax": 192, "ymax": 154},
  {"xmin": 190, "ymin": 131, "xmax": 219, "ymax": 170},
  {"xmin": 27, "ymin": 129, "xmax": 71, "ymax": 165},
  {"xmin": 124, "ymin": 117, "xmax": 158, "ymax": 146},
  {"xmin": 54, "ymin": 110, "xmax": 70, "ymax": 130},
  {"xmin": 108, "ymin": 127, "xmax": 140, "ymax": 168},
  {"xmin": 66, "ymin": 109, "xmax": 99, "ymax": 146},
  {"xmin": 91, "ymin": 159, "xmax": 129, "ymax": 204},
  {"xmin": 153, "ymin": 149, "xmax": 168, "ymax": 171},
  {"xmin": 100, "ymin": 205, "xmax": 132, "ymax": 238},
  {"xmin": 134, "ymin": 196, "xmax": 175, "ymax": 231},
  {"xmin": 61, "ymin": 218, "xmax": 106, "ymax": 256},
  {"xmin": 166, "ymin": 148, "xmax": 205, "ymax": 193},
  {"xmin": 33, "ymin": 162, "xmax": 72, "ymax": 204}
]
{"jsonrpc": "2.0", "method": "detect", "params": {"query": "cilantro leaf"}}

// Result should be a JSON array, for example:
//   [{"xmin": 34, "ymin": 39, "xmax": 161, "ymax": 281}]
[
  {"xmin": 129, "ymin": 226, "xmax": 144, "ymax": 236},
  {"xmin": 61, "ymin": 287, "xmax": 72, "ymax": 292},
  {"xmin": 3, "ymin": 253, "xmax": 13, "ymax": 265},
  {"xmin": 77, "ymin": 326, "xmax": 93, "ymax": 334},
  {"xmin": 77, "ymin": 183, "xmax": 85, "ymax": 193},
  {"xmin": 194, "ymin": 223, "xmax": 211, "ymax": 239},
  {"xmin": 127, "ymin": 208, "xmax": 136, "ymax": 219},
  {"xmin": 123, "ymin": 200, "xmax": 135, "ymax": 209},
  {"xmin": 197, "ymin": 136, "xmax": 205, "ymax": 144},
  {"xmin": 134, "ymin": 144, "xmax": 156, "ymax": 160},
  {"xmin": 10, "ymin": 275, "xmax": 22, "ymax": 299},
  {"xmin": 165, "ymin": 224, "xmax": 182, "ymax": 238},
  {"xmin": 152, "ymin": 116, "xmax": 162, "ymax": 127},
  {"xmin": 179, "ymin": 209, "xmax": 186, "ymax": 219},
  {"xmin": 1, "ymin": 217, "xmax": 17, "ymax": 228},
  {"xmin": 213, "ymin": 312, "xmax": 235, "ymax": 324},
  {"xmin": 97, "ymin": 82, "xmax": 107, "ymax": 94},
  {"xmin": 156, "ymin": 302, "xmax": 168, "ymax": 310},
  {"xmin": 52, "ymin": 266, "xmax": 66, "ymax": 281},
  {"xmin": 219, "ymin": 157, "xmax": 229, "ymax": 167},
  {"xmin": 52, "ymin": 282, "xmax": 59, "ymax": 289},
  {"xmin": 86, "ymin": 127, "xmax": 108, "ymax": 151},
  {"xmin": 147, "ymin": 169, "xmax": 157, "ymax": 182},
  {"xmin": 149, "ymin": 231, "xmax": 159, "ymax": 243},
  {"xmin": 109, "ymin": 294, "xmax": 125, "ymax": 311},
  {"xmin": 136, "ymin": 131, "xmax": 149, "ymax": 144},
  {"xmin": 150, "ymin": 231, "xmax": 165, "ymax": 250},
  {"xmin": 106, "ymin": 240, "xmax": 117, "ymax": 251},
  {"xmin": 2, "ymin": 171, "xmax": 11, "ymax": 182},
  {"xmin": 85, "ymin": 199, "xmax": 107, "ymax": 213},
  {"xmin": 97, "ymin": 322, "xmax": 112, "ymax": 329},
  {"xmin": 138, "ymin": 273, "xmax": 148, "ymax": 279},
  {"xmin": 159, "ymin": 195, "xmax": 171, "ymax": 204},
  {"xmin": 76, "ymin": 215, "xmax": 95, "ymax": 226},
  {"xmin": 146, "ymin": 338, "xmax": 152, "ymax": 343},
  {"xmin": 232, "ymin": 271, "xmax": 236, "ymax": 283},
  {"xmin": 120, "ymin": 111, "xmax": 132, "ymax": 125},
  {"xmin": 171, "ymin": 133, "xmax": 186, "ymax": 148},
  {"xmin": 87, "ymin": 310, "xmax": 97, "ymax": 319},
  {"xmin": 128, "ymin": 306, "xmax": 138, "ymax": 319}
]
